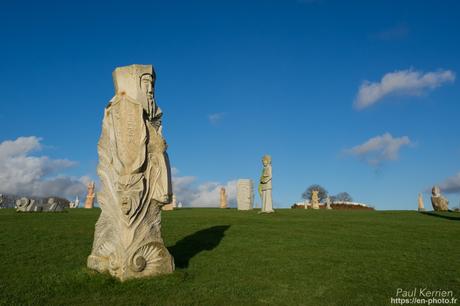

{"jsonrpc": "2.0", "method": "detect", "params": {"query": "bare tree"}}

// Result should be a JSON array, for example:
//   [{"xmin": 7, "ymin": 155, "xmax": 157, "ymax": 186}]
[{"xmin": 333, "ymin": 192, "xmax": 353, "ymax": 202}]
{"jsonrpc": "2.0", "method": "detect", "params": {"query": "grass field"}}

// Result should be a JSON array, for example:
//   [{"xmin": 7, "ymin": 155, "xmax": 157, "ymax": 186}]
[{"xmin": 0, "ymin": 208, "xmax": 459, "ymax": 306}]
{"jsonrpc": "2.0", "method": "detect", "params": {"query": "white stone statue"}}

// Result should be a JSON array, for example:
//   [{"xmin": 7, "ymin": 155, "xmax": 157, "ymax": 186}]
[
  {"xmin": 87, "ymin": 64, "xmax": 174, "ymax": 281},
  {"xmin": 237, "ymin": 179, "xmax": 254, "ymax": 210},
  {"xmin": 325, "ymin": 196, "xmax": 332, "ymax": 210},
  {"xmin": 259, "ymin": 155, "xmax": 274, "ymax": 213}
]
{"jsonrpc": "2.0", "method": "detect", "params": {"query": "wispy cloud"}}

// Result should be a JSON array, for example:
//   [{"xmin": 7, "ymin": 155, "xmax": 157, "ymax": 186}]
[
  {"xmin": 375, "ymin": 24, "xmax": 410, "ymax": 41},
  {"xmin": 172, "ymin": 168, "xmax": 236, "ymax": 207},
  {"xmin": 345, "ymin": 133, "xmax": 412, "ymax": 166},
  {"xmin": 0, "ymin": 136, "xmax": 89, "ymax": 199},
  {"xmin": 354, "ymin": 69, "xmax": 455, "ymax": 110},
  {"xmin": 438, "ymin": 172, "xmax": 460, "ymax": 194},
  {"xmin": 208, "ymin": 112, "xmax": 225, "ymax": 125}
]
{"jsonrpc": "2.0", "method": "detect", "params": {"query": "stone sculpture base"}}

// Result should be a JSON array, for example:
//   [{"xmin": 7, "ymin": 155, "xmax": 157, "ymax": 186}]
[
  {"xmin": 431, "ymin": 196, "xmax": 449, "ymax": 211},
  {"xmin": 87, "ymin": 246, "xmax": 174, "ymax": 281},
  {"xmin": 87, "ymin": 202, "xmax": 174, "ymax": 281}
]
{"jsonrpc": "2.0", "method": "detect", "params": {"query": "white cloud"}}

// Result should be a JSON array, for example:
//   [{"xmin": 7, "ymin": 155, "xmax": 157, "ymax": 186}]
[
  {"xmin": 172, "ymin": 168, "xmax": 237, "ymax": 207},
  {"xmin": 438, "ymin": 172, "xmax": 460, "ymax": 194},
  {"xmin": 208, "ymin": 112, "xmax": 225, "ymax": 125},
  {"xmin": 354, "ymin": 69, "xmax": 455, "ymax": 109},
  {"xmin": 0, "ymin": 136, "xmax": 89, "ymax": 199},
  {"xmin": 345, "ymin": 133, "xmax": 412, "ymax": 166}
]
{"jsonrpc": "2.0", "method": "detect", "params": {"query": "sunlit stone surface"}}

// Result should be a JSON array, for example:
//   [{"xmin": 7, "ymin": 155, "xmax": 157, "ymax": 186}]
[{"xmin": 87, "ymin": 64, "xmax": 174, "ymax": 281}]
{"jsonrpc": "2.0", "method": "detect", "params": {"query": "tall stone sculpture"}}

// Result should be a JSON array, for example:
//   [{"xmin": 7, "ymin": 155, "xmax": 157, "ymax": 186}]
[
  {"xmin": 87, "ymin": 64, "xmax": 174, "ymax": 281},
  {"xmin": 220, "ymin": 187, "xmax": 228, "ymax": 209},
  {"xmin": 311, "ymin": 190, "xmax": 320, "ymax": 209},
  {"xmin": 430, "ymin": 186, "xmax": 449, "ymax": 212},
  {"xmin": 237, "ymin": 179, "xmax": 254, "ymax": 210},
  {"xmin": 84, "ymin": 181, "xmax": 96, "ymax": 209},
  {"xmin": 417, "ymin": 193, "xmax": 425, "ymax": 211},
  {"xmin": 259, "ymin": 155, "xmax": 274, "ymax": 213}
]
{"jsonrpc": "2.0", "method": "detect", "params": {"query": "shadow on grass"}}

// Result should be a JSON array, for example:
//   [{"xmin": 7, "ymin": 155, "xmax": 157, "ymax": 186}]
[
  {"xmin": 420, "ymin": 211, "xmax": 460, "ymax": 221},
  {"xmin": 169, "ymin": 225, "xmax": 230, "ymax": 268}
]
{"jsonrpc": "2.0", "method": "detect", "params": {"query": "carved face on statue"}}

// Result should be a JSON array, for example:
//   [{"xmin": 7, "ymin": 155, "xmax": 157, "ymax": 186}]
[
  {"xmin": 140, "ymin": 74, "xmax": 154, "ymax": 100},
  {"xmin": 117, "ymin": 174, "xmax": 145, "ymax": 219}
]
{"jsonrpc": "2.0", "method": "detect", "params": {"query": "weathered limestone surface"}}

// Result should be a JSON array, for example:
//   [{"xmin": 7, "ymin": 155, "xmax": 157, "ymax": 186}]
[
  {"xmin": 430, "ymin": 186, "xmax": 449, "ymax": 211},
  {"xmin": 259, "ymin": 155, "xmax": 274, "ymax": 213},
  {"xmin": 311, "ymin": 191, "xmax": 320, "ymax": 209},
  {"xmin": 418, "ymin": 193, "xmax": 425, "ymax": 211},
  {"xmin": 44, "ymin": 198, "xmax": 65, "ymax": 212},
  {"xmin": 237, "ymin": 179, "xmax": 254, "ymax": 210},
  {"xmin": 220, "ymin": 187, "xmax": 227, "ymax": 208},
  {"xmin": 84, "ymin": 182, "xmax": 96, "ymax": 208},
  {"xmin": 15, "ymin": 197, "xmax": 65, "ymax": 212},
  {"xmin": 87, "ymin": 64, "xmax": 174, "ymax": 281},
  {"xmin": 16, "ymin": 197, "xmax": 38, "ymax": 212}
]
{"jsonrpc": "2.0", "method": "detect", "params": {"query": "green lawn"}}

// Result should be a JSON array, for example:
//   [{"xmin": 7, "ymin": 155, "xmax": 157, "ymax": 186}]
[{"xmin": 0, "ymin": 208, "xmax": 459, "ymax": 306}]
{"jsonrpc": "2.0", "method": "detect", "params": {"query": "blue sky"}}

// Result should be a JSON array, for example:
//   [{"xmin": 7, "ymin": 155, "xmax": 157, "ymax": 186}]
[{"xmin": 0, "ymin": 0, "xmax": 459, "ymax": 209}]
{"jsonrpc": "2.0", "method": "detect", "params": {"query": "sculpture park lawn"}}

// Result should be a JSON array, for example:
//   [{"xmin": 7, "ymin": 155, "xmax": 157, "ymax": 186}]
[{"xmin": 0, "ymin": 208, "xmax": 459, "ymax": 306}]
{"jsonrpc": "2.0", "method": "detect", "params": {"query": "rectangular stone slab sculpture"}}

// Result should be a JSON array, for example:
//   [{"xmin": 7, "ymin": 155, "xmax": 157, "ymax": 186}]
[
  {"xmin": 237, "ymin": 179, "xmax": 254, "ymax": 210},
  {"xmin": 87, "ymin": 64, "xmax": 174, "ymax": 281}
]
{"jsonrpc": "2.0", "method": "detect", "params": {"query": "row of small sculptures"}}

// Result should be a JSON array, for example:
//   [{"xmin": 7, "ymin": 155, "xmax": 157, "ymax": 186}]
[{"xmin": 15, "ymin": 197, "xmax": 67, "ymax": 212}]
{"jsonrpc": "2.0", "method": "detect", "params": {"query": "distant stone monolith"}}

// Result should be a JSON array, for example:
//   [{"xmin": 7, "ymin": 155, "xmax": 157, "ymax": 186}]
[
  {"xmin": 220, "ymin": 187, "xmax": 228, "ymax": 209},
  {"xmin": 237, "ymin": 179, "xmax": 254, "ymax": 210},
  {"xmin": 87, "ymin": 64, "xmax": 174, "ymax": 281},
  {"xmin": 418, "ymin": 193, "xmax": 425, "ymax": 211}
]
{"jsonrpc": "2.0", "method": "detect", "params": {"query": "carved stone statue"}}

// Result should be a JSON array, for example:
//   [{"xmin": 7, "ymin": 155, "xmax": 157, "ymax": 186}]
[
  {"xmin": 430, "ymin": 186, "xmax": 449, "ymax": 211},
  {"xmin": 84, "ymin": 182, "xmax": 96, "ymax": 209},
  {"xmin": 220, "ymin": 187, "xmax": 228, "ymax": 208},
  {"xmin": 16, "ymin": 197, "xmax": 39, "ymax": 212},
  {"xmin": 70, "ymin": 196, "xmax": 80, "ymax": 208},
  {"xmin": 417, "ymin": 193, "xmax": 425, "ymax": 211},
  {"xmin": 237, "ymin": 179, "xmax": 254, "ymax": 210},
  {"xmin": 87, "ymin": 64, "xmax": 174, "ymax": 281},
  {"xmin": 311, "ymin": 190, "xmax": 320, "ymax": 209},
  {"xmin": 259, "ymin": 155, "xmax": 274, "ymax": 213},
  {"xmin": 325, "ymin": 196, "xmax": 332, "ymax": 210}
]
